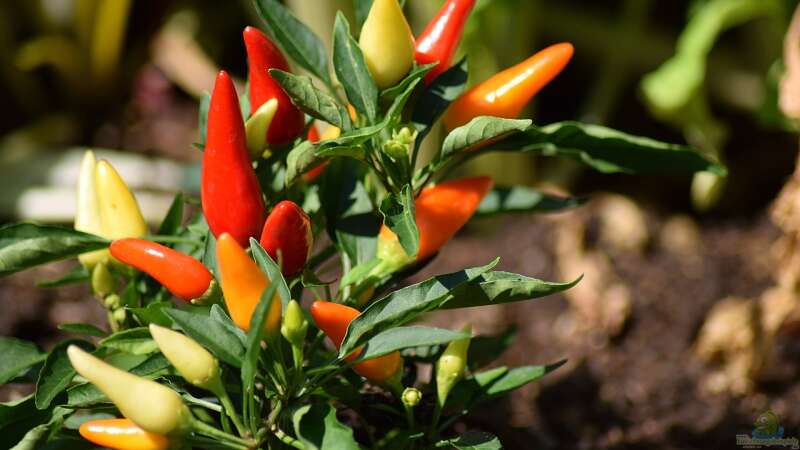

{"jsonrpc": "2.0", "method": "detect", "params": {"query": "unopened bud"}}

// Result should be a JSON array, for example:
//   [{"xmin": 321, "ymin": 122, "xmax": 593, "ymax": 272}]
[{"xmin": 401, "ymin": 387, "xmax": 421, "ymax": 407}]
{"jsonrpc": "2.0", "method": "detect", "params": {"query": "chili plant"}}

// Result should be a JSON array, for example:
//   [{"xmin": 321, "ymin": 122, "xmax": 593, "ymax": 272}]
[{"xmin": 0, "ymin": 1, "xmax": 725, "ymax": 449}]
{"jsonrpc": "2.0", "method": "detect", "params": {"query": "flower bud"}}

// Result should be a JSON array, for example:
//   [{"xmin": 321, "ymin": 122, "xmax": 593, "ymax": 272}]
[
  {"xmin": 67, "ymin": 345, "xmax": 191, "ymax": 435},
  {"xmin": 281, "ymin": 300, "xmax": 308, "ymax": 349},
  {"xmin": 104, "ymin": 294, "xmax": 121, "ymax": 309},
  {"xmin": 91, "ymin": 262, "xmax": 115, "ymax": 297},
  {"xmin": 401, "ymin": 387, "xmax": 422, "ymax": 407},
  {"xmin": 149, "ymin": 324, "xmax": 223, "ymax": 395}
]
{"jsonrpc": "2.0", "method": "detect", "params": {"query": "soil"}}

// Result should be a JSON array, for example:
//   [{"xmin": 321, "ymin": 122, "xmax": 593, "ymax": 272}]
[{"xmin": 4, "ymin": 204, "xmax": 798, "ymax": 450}]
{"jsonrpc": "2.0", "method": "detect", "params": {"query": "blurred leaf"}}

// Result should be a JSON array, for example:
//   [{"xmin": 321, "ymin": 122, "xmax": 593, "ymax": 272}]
[
  {"xmin": 444, "ymin": 272, "xmax": 581, "ymax": 309},
  {"xmin": 483, "ymin": 121, "xmax": 727, "ymax": 176},
  {"xmin": 379, "ymin": 185, "xmax": 418, "ymax": 258},
  {"xmin": 292, "ymin": 403, "xmax": 359, "ymax": 450},
  {"xmin": 164, "ymin": 308, "xmax": 245, "ymax": 367},
  {"xmin": 271, "ymin": 70, "xmax": 351, "ymax": 130},
  {"xmin": 157, "ymin": 192, "xmax": 184, "ymax": 237},
  {"xmin": 353, "ymin": 0, "xmax": 373, "ymax": 29},
  {"xmin": 35, "ymin": 340, "xmax": 93, "ymax": 410},
  {"xmin": 412, "ymin": 58, "xmax": 468, "ymax": 140},
  {"xmin": 437, "ymin": 431, "xmax": 502, "ymax": 450},
  {"xmin": 447, "ymin": 361, "xmax": 565, "ymax": 410},
  {"xmin": 0, "ymin": 338, "xmax": 45, "ymax": 385},
  {"xmin": 99, "ymin": 328, "xmax": 158, "ymax": 355},
  {"xmin": 356, "ymin": 326, "xmax": 470, "ymax": 361},
  {"xmin": 0, "ymin": 224, "xmax": 109, "ymax": 277},
  {"xmin": 241, "ymin": 283, "xmax": 277, "ymax": 400},
  {"xmin": 57, "ymin": 324, "xmax": 106, "ymax": 338},
  {"xmin": 467, "ymin": 326, "xmax": 517, "ymax": 371},
  {"xmin": 202, "ymin": 230, "xmax": 218, "ymax": 280},
  {"xmin": 476, "ymin": 187, "xmax": 586, "ymax": 216},
  {"xmin": 339, "ymin": 260, "xmax": 498, "ymax": 358},
  {"xmin": 253, "ymin": 0, "xmax": 332, "ymax": 85},
  {"xmin": 9, "ymin": 406, "xmax": 71, "ymax": 450},
  {"xmin": 197, "ymin": 91, "xmax": 210, "ymax": 149},
  {"xmin": 36, "ymin": 265, "xmax": 89, "ymax": 288},
  {"xmin": 333, "ymin": 12, "xmax": 378, "ymax": 122},
  {"xmin": 129, "ymin": 301, "xmax": 173, "ymax": 327}
]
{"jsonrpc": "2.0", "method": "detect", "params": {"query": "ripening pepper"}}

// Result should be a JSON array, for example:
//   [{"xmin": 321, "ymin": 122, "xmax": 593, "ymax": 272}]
[
  {"xmin": 75, "ymin": 151, "xmax": 109, "ymax": 268},
  {"xmin": 216, "ymin": 233, "xmax": 282, "ymax": 333},
  {"xmin": 310, "ymin": 301, "xmax": 402, "ymax": 383},
  {"xmin": 149, "ymin": 324, "xmax": 223, "ymax": 395},
  {"xmin": 95, "ymin": 160, "xmax": 148, "ymax": 240},
  {"xmin": 443, "ymin": 43, "xmax": 574, "ymax": 130},
  {"xmin": 202, "ymin": 71, "xmax": 267, "ymax": 246},
  {"xmin": 302, "ymin": 125, "xmax": 341, "ymax": 182},
  {"xmin": 79, "ymin": 418, "xmax": 169, "ymax": 450},
  {"xmin": 377, "ymin": 176, "xmax": 493, "ymax": 268},
  {"xmin": 243, "ymin": 26, "xmax": 305, "ymax": 147},
  {"xmin": 415, "ymin": 0, "xmax": 476, "ymax": 83},
  {"xmin": 245, "ymin": 98, "xmax": 278, "ymax": 158},
  {"xmin": 67, "ymin": 346, "xmax": 191, "ymax": 436},
  {"xmin": 109, "ymin": 239, "xmax": 216, "ymax": 303},
  {"xmin": 259, "ymin": 201, "xmax": 313, "ymax": 277},
  {"xmin": 359, "ymin": 0, "xmax": 415, "ymax": 89},
  {"xmin": 436, "ymin": 324, "xmax": 472, "ymax": 406}
]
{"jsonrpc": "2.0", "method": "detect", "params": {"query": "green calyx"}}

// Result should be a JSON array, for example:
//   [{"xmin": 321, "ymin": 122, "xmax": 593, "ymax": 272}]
[{"xmin": 382, "ymin": 126, "xmax": 417, "ymax": 161}]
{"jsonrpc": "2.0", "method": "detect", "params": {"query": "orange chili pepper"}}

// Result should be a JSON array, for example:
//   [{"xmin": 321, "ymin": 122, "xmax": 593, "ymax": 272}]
[
  {"xmin": 310, "ymin": 301, "xmax": 402, "ymax": 383},
  {"xmin": 443, "ymin": 43, "xmax": 574, "ymax": 130},
  {"xmin": 216, "ymin": 233, "xmax": 281, "ymax": 333},
  {"xmin": 79, "ymin": 418, "xmax": 168, "ymax": 450}
]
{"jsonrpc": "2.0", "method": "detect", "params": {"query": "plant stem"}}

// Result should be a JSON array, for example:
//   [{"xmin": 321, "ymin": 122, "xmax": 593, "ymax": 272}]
[
  {"xmin": 190, "ymin": 417, "xmax": 255, "ymax": 448},
  {"xmin": 428, "ymin": 402, "xmax": 442, "ymax": 440},
  {"xmin": 273, "ymin": 427, "xmax": 306, "ymax": 449},
  {"xmin": 149, "ymin": 235, "xmax": 204, "ymax": 246},
  {"xmin": 218, "ymin": 388, "xmax": 248, "ymax": 438}
]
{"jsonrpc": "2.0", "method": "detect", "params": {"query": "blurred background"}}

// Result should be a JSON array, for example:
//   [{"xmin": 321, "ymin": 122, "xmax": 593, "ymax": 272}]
[{"xmin": 2, "ymin": 0, "xmax": 800, "ymax": 448}]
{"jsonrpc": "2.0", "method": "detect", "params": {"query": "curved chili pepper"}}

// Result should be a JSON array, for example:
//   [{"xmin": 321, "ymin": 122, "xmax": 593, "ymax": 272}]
[
  {"xmin": 443, "ymin": 43, "xmax": 574, "ymax": 130},
  {"xmin": 378, "ymin": 176, "xmax": 493, "ymax": 267},
  {"xmin": 259, "ymin": 201, "xmax": 313, "ymax": 277},
  {"xmin": 202, "ymin": 71, "xmax": 266, "ymax": 246},
  {"xmin": 359, "ymin": 0, "xmax": 415, "ymax": 89},
  {"xmin": 436, "ymin": 324, "xmax": 472, "ymax": 406},
  {"xmin": 243, "ymin": 26, "xmax": 305, "ymax": 147},
  {"xmin": 415, "ymin": 0, "xmax": 476, "ymax": 84},
  {"xmin": 149, "ymin": 324, "xmax": 223, "ymax": 394},
  {"xmin": 109, "ymin": 239, "xmax": 214, "ymax": 302},
  {"xmin": 79, "ymin": 418, "xmax": 169, "ymax": 450},
  {"xmin": 310, "ymin": 301, "xmax": 402, "ymax": 383},
  {"xmin": 95, "ymin": 160, "xmax": 148, "ymax": 240},
  {"xmin": 216, "ymin": 233, "xmax": 281, "ymax": 334},
  {"xmin": 67, "ymin": 346, "xmax": 190, "ymax": 435}
]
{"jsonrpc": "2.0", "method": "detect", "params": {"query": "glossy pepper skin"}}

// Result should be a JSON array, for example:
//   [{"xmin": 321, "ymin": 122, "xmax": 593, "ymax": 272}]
[
  {"xmin": 67, "ymin": 346, "xmax": 190, "ymax": 436},
  {"xmin": 359, "ymin": 0, "xmax": 415, "ymax": 89},
  {"xmin": 95, "ymin": 160, "xmax": 148, "ymax": 240},
  {"xmin": 110, "ymin": 239, "xmax": 213, "ymax": 302},
  {"xmin": 149, "ymin": 324, "xmax": 223, "ymax": 394},
  {"xmin": 202, "ymin": 71, "xmax": 266, "ymax": 246},
  {"xmin": 216, "ymin": 233, "xmax": 281, "ymax": 333},
  {"xmin": 378, "ymin": 176, "xmax": 493, "ymax": 266},
  {"xmin": 310, "ymin": 301, "xmax": 402, "ymax": 383},
  {"xmin": 415, "ymin": 0, "xmax": 476, "ymax": 84},
  {"xmin": 443, "ymin": 43, "xmax": 574, "ymax": 130},
  {"xmin": 259, "ymin": 201, "xmax": 313, "ymax": 277},
  {"xmin": 75, "ymin": 151, "xmax": 109, "ymax": 268},
  {"xmin": 243, "ymin": 26, "xmax": 305, "ymax": 146},
  {"xmin": 79, "ymin": 418, "xmax": 169, "ymax": 450}
]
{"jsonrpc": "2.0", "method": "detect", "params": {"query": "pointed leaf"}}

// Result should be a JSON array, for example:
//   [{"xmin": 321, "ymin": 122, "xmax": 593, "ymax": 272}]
[
  {"xmin": 333, "ymin": 13, "xmax": 378, "ymax": 122},
  {"xmin": 476, "ymin": 187, "xmax": 586, "ymax": 217},
  {"xmin": 444, "ymin": 272, "xmax": 582, "ymax": 309},
  {"xmin": 270, "ymin": 70, "xmax": 351, "ymax": 130},
  {"xmin": 379, "ymin": 185, "xmax": 418, "ymax": 258},
  {"xmin": 0, "ymin": 223, "xmax": 109, "ymax": 276},
  {"xmin": 0, "ymin": 338, "xmax": 46, "ymax": 385}
]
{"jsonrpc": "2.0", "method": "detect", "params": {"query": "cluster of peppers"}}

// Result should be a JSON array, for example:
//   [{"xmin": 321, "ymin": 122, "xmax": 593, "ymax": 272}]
[{"xmin": 70, "ymin": 0, "xmax": 574, "ymax": 448}]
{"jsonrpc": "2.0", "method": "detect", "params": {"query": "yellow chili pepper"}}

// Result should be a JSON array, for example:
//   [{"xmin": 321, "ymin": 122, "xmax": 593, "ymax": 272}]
[
  {"xmin": 359, "ymin": 0, "xmax": 415, "ymax": 89},
  {"xmin": 95, "ymin": 160, "xmax": 148, "ymax": 240},
  {"xmin": 149, "ymin": 324, "xmax": 223, "ymax": 394},
  {"xmin": 75, "ymin": 150, "xmax": 109, "ymax": 268}
]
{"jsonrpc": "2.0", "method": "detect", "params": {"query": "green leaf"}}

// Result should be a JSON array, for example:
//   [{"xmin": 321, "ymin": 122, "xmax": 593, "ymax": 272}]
[
  {"xmin": 157, "ymin": 192, "xmax": 184, "ymax": 236},
  {"xmin": 129, "ymin": 301, "xmax": 173, "ymax": 327},
  {"xmin": 476, "ymin": 187, "xmax": 586, "ymax": 217},
  {"xmin": 286, "ymin": 141, "xmax": 323, "ymax": 187},
  {"xmin": 202, "ymin": 229, "xmax": 218, "ymax": 280},
  {"xmin": 444, "ymin": 272, "xmax": 581, "ymax": 309},
  {"xmin": 197, "ymin": 91, "xmax": 210, "ymax": 149},
  {"xmin": 99, "ymin": 328, "xmax": 158, "ymax": 355},
  {"xmin": 0, "ymin": 223, "xmax": 109, "ymax": 276},
  {"xmin": 249, "ymin": 239, "xmax": 291, "ymax": 311},
  {"xmin": 210, "ymin": 304, "xmax": 247, "ymax": 346},
  {"xmin": 35, "ymin": 340, "xmax": 93, "ymax": 410},
  {"xmin": 241, "ymin": 283, "xmax": 277, "ymax": 399},
  {"xmin": 57, "ymin": 323, "xmax": 106, "ymax": 338},
  {"xmin": 353, "ymin": 0, "xmax": 373, "ymax": 29},
  {"xmin": 483, "ymin": 121, "xmax": 727, "ymax": 176},
  {"xmin": 292, "ymin": 403, "xmax": 360, "ymax": 450},
  {"xmin": 467, "ymin": 326, "xmax": 516, "ymax": 371},
  {"xmin": 379, "ymin": 185, "xmax": 418, "ymax": 258},
  {"xmin": 333, "ymin": 12, "xmax": 378, "ymax": 122},
  {"xmin": 253, "ymin": 0, "xmax": 332, "ymax": 85},
  {"xmin": 437, "ymin": 431, "xmax": 502, "ymax": 450},
  {"xmin": 0, "ymin": 338, "xmax": 45, "ymax": 385},
  {"xmin": 448, "ymin": 361, "xmax": 565, "ymax": 410},
  {"xmin": 412, "ymin": 58, "xmax": 468, "ymax": 140},
  {"xmin": 9, "ymin": 406, "xmax": 71, "ymax": 450},
  {"xmin": 164, "ymin": 308, "xmax": 245, "ymax": 367},
  {"xmin": 339, "ymin": 260, "xmax": 499, "ymax": 358},
  {"xmin": 440, "ymin": 117, "xmax": 532, "ymax": 160},
  {"xmin": 356, "ymin": 326, "xmax": 470, "ymax": 361},
  {"xmin": 381, "ymin": 63, "xmax": 437, "ymax": 101},
  {"xmin": 270, "ymin": 70, "xmax": 351, "ymax": 130},
  {"xmin": 35, "ymin": 265, "xmax": 89, "ymax": 288}
]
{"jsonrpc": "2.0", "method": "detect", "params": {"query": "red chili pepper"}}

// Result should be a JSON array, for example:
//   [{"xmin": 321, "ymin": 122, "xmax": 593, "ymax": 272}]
[
  {"xmin": 443, "ymin": 43, "xmax": 574, "ymax": 130},
  {"xmin": 310, "ymin": 301, "xmax": 402, "ymax": 383},
  {"xmin": 243, "ymin": 26, "xmax": 305, "ymax": 146},
  {"xmin": 201, "ymin": 70, "xmax": 266, "ymax": 246},
  {"xmin": 415, "ymin": 0, "xmax": 476, "ymax": 84},
  {"xmin": 259, "ymin": 201, "xmax": 313, "ymax": 277},
  {"xmin": 110, "ymin": 239, "xmax": 213, "ymax": 302}
]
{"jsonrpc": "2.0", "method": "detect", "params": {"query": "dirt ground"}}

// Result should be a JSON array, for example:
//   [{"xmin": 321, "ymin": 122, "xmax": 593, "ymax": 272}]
[{"xmin": 4, "ymin": 199, "xmax": 798, "ymax": 450}]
